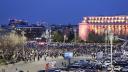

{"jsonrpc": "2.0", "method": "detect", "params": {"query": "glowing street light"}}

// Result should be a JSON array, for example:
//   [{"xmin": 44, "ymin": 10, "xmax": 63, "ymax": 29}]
[{"xmin": 108, "ymin": 32, "xmax": 114, "ymax": 72}]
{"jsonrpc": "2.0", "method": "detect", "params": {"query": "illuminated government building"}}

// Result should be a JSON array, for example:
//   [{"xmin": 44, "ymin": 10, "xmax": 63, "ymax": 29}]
[{"xmin": 79, "ymin": 16, "xmax": 128, "ymax": 41}]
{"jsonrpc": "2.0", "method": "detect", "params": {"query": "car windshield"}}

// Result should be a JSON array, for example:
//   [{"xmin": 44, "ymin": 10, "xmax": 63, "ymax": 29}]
[
  {"xmin": 106, "ymin": 61, "xmax": 110, "ymax": 63},
  {"xmin": 124, "ymin": 66, "xmax": 128, "ymax": 68},
  {"xmin": 115, "ymin": 66, "xmax": 119, "ymax": 68}
]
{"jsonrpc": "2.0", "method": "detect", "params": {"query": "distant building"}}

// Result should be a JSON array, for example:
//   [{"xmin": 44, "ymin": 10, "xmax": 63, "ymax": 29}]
[
  {"xmin": 15, "ymin": 25, "xmax": 45, "ymax": 40},
  {"xmin": 79, "ymin": 16, "xmax": 128, "ymax": 41},
  {"xmin": 8, "ymin": 19, "xmax": 45, "ymax": 40},
  {"xmin": 8, "ymin": 19, "xmax": 28, "ymax": 28}
]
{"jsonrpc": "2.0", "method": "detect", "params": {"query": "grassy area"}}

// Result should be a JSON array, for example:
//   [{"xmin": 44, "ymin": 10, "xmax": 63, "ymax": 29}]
[{"xmin": 0, "ymin": 59, "xmax": 6, "ymax": 65}]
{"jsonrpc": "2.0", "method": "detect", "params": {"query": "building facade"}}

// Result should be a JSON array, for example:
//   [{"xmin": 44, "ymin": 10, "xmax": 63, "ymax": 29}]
[
  {"xmin": 79, "ymin": 16, "xmax": 128, "ymax": 41},
  {"xmin": 8, "ymin": 19, "xmax": 45, "ymax": 40}
]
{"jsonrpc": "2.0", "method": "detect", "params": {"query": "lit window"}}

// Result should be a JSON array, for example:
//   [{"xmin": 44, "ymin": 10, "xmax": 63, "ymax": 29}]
[
  {"xmin": 126, "ymin": 16, "xmax": 128, "ymax": 19},
  {"xmin": 88, "ymin": 17, "xmax": 91, "ymax": 20},
  {"xmin": 111, "ymin": 20, "xmax": 114, "ymax": 23},
  {"xmin": 118, "ymin": 20, "xmax": 121, "ymax": 22},
  {"xmin": 92, "ymin": 20, "xmax": 94, "ymax": 23},
  {"xmin": 122, "ymin": 17, "xmax": 125, "ymax": 19},
  {"xmin": 89, "ymin": 20, "xmax": 92, "ymax": 22},
  {"xmin": 98, "ymin": 17, "xmax": 101, "ymax": 20},
  {"xmin": 108, "ymin": 17, "xmax": 111, "ymax": 19},
  {"xmin": 111, "ymin": 17, "xmax": 114, "ymax": 19},
  {"xmin": 114, "ymin": 20, "xmax": 117, "ymax": 23},
  {"xmin": 84, "ymin": 17, "xmax": 87, "ymax": 20},
  {"xmin": 101, "ymin": 17, "xmax": 104, "ymax": 20},
  {"xmin": 121, "ymin": 20, "xmax": 125, "ymax": 22},
  {"xmin": 115, "ymin": 16, "xmax": 118, "ymax": 19},
  {"xmin": 82, "ymin": 20, "xmax": 86, "ymax": 23},
  {"xmin": 101, "ymin": 20, "xmax": 104, "ymax": 23},
  {"xmin": 107, "ymin": 20, "xmax": 110, "ymax": 23},
  {"xmin": 108, "ymin": 25, "xmax": 111, "ymax": 29},
  {"xmin": 88, "ymin": 20, "xmax": 91, "ymax": 23},
  {"xmin": 118, "ymin": 16, "xmax": 120, "ymax": 19},
  {"xmin": 105, "ymin": 17, "xmax": 107, "ymax": 19},
  {"xmin": 97, "ymin": 20, "xmax": 100, "ymax": 23},
  {"xmin": 95, "ymin": 20, "xmax": 97, "ymax": 23},
  {"xmin": 92, "ymin": 17, "xmax": 95, "ymax": 20}
]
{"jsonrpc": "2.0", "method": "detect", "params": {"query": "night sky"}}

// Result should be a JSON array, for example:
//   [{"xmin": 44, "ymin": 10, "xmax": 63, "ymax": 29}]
[{"xmin": 0, "ymin": 0, "xmax": 128, "ymax": 24}]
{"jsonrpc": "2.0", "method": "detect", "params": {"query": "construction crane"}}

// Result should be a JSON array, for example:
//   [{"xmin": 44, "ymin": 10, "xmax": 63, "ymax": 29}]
[
  {"xmin": 105, "ymin": 29, "xmax": 128, "ymax": 48},
  {"xmin": 114, "ymin": 36, "xmax": 128, "ymax": 48}
]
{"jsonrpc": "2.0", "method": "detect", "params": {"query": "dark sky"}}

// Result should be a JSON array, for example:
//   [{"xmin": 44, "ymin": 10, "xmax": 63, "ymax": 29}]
[{"xmin": 0, "ymin": 0, "xmax": 128, "ymax": 24}]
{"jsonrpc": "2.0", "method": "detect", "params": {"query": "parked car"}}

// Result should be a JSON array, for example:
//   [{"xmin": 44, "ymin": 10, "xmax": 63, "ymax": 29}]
[
  {"xmin": 121, "ymin": 66, "xmax": 128, "ymax": 72},
  {"xmin": 68, "ymin": 63, "xmax": 82, "ymax": 69},
  {"xmin": 103, "ymin": 60, "xmax": 111, "ymax": 66},
  {"xmin": 107, "ymin": 66, "xmax": 112, "ymax": 71},
  {"xmin": 114, "ymin": 66, "xmax": 122, "ymax": 71},
  {"xmin": 115, "ymin": 60, "xmax": 128, "ymax": 67},
  {"xmin": 48, "ymin": 68, "xmax": 61, "ymax": 72}
]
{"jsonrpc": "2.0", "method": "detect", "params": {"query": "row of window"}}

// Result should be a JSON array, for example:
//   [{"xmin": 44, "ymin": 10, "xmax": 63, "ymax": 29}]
[
  {"xmin": 83, "ymin": 16, "xmax": 128, "ymax": 23},
  {"xmin": 84, "ymin": 16, "xmax": 128, "ymax": 20}
]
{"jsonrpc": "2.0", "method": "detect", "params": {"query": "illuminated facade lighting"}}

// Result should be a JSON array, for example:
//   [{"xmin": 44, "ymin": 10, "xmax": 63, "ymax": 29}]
[{"xmin": 79, "ymin": 15, "xmax": 128, "ymax": 41}]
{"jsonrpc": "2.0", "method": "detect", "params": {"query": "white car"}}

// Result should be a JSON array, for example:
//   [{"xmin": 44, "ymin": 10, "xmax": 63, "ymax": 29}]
[
  {"xmin": 114, "ymin": 66, "xmax": 122, "ymax": 71},
  {"xmin": 96, "ymin": 61, "xmax": 102, "ymax": 65},
  {"xmin": 104, "ymin": 60, "xmax": 111, "ymax": 66},
  {"xmin": 121, "ymin": 66, "xmax": 128, "ymax": 72},
  {"xmin": 107, "ymin": 66, "xmax": 112, "ymax": 71}
]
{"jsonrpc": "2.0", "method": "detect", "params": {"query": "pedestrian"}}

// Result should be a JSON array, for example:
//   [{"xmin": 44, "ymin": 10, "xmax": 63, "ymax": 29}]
[
  {"xmin": 45, "ymin": 63, "xmax": 49, "ymax": 72},
  {"xmin": 16, "ymin": 68, "xmax": 18, "ymax": 72},
  {"xmin": 44, "ymin": 56, "xmax": 46, "ymax": 61},
  {"xmin": 62, "ymin": 62, "xmax": 64, "ymax": 66},
  {"xmin": 64, "ymin": 62, "xmax": 66, "ymax": 67}
]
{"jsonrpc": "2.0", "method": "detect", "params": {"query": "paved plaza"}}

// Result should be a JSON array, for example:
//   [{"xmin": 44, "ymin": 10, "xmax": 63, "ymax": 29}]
[{"xmin": 0, "ymin": 55, "xmax": 92, "ymax": 72}]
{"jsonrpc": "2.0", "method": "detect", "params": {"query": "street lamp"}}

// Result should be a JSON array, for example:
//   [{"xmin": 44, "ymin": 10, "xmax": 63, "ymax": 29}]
[
  {"xmin": 73, "ymin": 28, "xmax": 77, "ymax": 43},
  {"xmin": 63, "ymin": 34, "xmax": 66, "ymax": 43},
  {"xmin": 45, "ymin": 29, "xmax": 49, "ymax": 43},
  {"xmin": 21, "ymin": 31, "xmax": 25, "ymax": 57},
  {"xmin": 109, "ymin": 32, "xmax": 114, "ymax": 72},
  {"xmin": 49, "ymin": 27, "xmax": 52, "ymax": 43},
  {"xmin": 105, "ymin": 30, "xmax": 108, "ymax": 54}
]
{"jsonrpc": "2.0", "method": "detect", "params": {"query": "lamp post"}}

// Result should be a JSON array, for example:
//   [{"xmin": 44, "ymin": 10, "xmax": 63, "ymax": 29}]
[
  {"xmin": 105, "ymin": 30, "xmax": 108, "ymax": 54},
  {"xmin": 45, "ymin": 29, "xmax": 49, "ymax": 43},
  {"xmin": 21, "ymin": 31, "xmax": 25, "ymax": 57},
  {"xmin": 74, "ymin": 28, "xmax": 77, "ymax": 43},
  {"xmin": 49, "ymin": 27, "xmax": 52, "ymax": 43},
  {"xmin": 109, "ymin": 32, "xmax": 114, "ymax": 72}
]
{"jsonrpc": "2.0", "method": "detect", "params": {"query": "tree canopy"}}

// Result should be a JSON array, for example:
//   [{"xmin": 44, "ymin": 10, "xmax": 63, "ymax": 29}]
[{"xmin": 0, "ymin": 32, "xmax": 27, "ymax": 60}]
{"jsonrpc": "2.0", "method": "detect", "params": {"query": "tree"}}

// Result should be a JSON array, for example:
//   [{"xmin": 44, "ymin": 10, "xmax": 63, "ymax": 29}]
[
  {"xmin": 67, "ymin": 31, "xmax": 74, "ymax": 42},
  {"xmin": 0, "ymin": 32, "xmax": 27, "ymax": 61},
  {"xmin": 87, "ymin": 31, "xmax": 105, "ymax": 43},
  {"xmin": 87, "ymin": 31, "xmax": 96, "ymax": 42},
  {"xmin": 52, "ymin": 30, "xmax": 64, "ymax": 42}
]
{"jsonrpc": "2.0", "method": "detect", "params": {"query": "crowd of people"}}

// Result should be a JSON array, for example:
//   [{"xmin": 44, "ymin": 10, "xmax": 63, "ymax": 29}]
[
  {"xmin": 0, "ymin": 42, "xmax": 125, "ymax": 63},
  {"xmin": 8, "ymin": 42, "xmax": 124, "ymax": 62}
]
